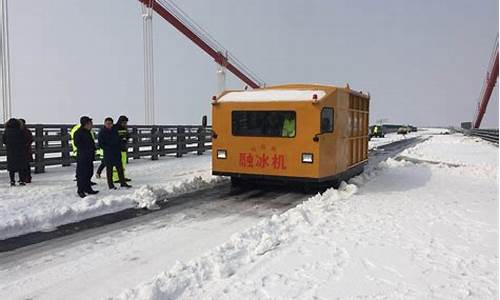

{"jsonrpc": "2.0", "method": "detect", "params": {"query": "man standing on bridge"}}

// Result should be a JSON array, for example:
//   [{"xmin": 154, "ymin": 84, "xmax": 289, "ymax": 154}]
[
  {"xmin": 74, "ymin": 116, "xmax": 98, "ymax": 198},
  {"xmin": 113, "ymin": 115, "xmax": 131, "ymax": 183},
  {"xmin": 98, "ymin": 117, "xmax": 131, "ymax": 190}
]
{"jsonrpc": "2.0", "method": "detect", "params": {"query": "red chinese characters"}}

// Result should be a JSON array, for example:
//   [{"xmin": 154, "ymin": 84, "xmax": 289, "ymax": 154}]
[
  {"xmin": 256, "ymin": 153, "xmax": 270, "ymax": 168},
  {"xmin": 239, "ymin": 153, "xmax": 254, "ymax": 168},
  {"xmin": 271, "ymin": 153, "xmax": 287, "ymax": 170},
  {"xmin": 239, "ymin": 152, "xmax": 286, "ymax": 170}
]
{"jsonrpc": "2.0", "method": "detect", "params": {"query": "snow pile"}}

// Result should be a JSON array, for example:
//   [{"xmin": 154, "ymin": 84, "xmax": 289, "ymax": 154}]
[
  {"xmin": 218, "ymin": 89, "xmax": 326, "ymax": 102},
  {"xmin": 0, "ymin": 175, "xmax": 224, "ymax": 240},
  {"xmin": 134, "ymin": 176, "xmax": 227, "ymax": 210},
  {"xmin": 0, "ymin": 154, "xmax": 215, "ymax": 240},
  {"xmin": 113, "ymin": 133, "xmax": 498, "ymax": 300},
  {"xmin": 114, "ymin": 182, "xmax": 359, "ymax": 300},
  {"xmin": 400, "ymin": 133, "xmax": 498, "ymax": 177}
]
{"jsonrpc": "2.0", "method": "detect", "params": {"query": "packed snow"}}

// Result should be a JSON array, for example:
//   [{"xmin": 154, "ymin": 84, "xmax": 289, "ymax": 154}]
[
  {"xmin": 217, "ymin": 90, "xmax": 326, "ymax": 102},
  {"xmin": 0, "ymin": 132, "xmax": 410, "ymax": 241},
  {"xmin": 0, "ymin": 153, "xmax": 219, "ymax": 240},
  {"xmin": 113, "ymin": 133, "xmax": 498, "ymax": 300},
  {"xmin": 0, "ymin": 130, "xmax": 497, "ymax": 300},
  {"xmin": 367, "ymin": 128, "xmax": 445, "ymax": 150},
  {"xmin": 0, "ymin": 181, "xmax": 307, "ymax": 300}
]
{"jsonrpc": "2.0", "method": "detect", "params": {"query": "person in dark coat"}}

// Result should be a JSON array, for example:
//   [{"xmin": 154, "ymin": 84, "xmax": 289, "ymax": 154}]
[
  {"xmin": 19, "ymin": 119, "xmax": 33, "ymax": 183},
  {"xmin": 2, "ymin": 118, "xmax": 27, "ymax": 186},
  {"xmin": 112, "ymin": 115, "xmax": 131, "ymax": 183},
  {"xmin": 97, "ymin": 117, "xmax": 131, "ymax": 189},
  {"xmin": 74, "ymin": 116, "xmax": 98, "ymax": 198}
]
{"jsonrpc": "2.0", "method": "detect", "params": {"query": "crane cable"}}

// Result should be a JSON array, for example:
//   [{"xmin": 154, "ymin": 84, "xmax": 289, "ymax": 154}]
[{"xmin": 155, "ymin": 0, "xmax": 265, "ymax": 87}]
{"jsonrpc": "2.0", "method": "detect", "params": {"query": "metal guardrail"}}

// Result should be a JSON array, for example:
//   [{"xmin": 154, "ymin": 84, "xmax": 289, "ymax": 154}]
[
  {"xmin": 468, "ymin": 128, "xmax": 499, "ymax": 144},
  {"xmin": 0, "ymin": 124, "xmax": 212, "ymax": 173}
]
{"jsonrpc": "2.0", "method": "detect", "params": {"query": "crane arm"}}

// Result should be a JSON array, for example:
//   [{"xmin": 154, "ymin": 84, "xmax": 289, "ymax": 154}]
[
  {"xmin": 138, "ymin": 0, "xmax": 263, "ymax": 89},
  {"xmin": 473, "ymin": 37, "xmax": 499, "ymax": 128}
]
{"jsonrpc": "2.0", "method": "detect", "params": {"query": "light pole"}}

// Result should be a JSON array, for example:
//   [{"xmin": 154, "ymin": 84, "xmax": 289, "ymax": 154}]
[
  {"xmin": 0, "ymin": 0, "xmax": 11, "ymax": 123},
  {"xmin": 141, "ymin": 1, "xmax": 155, "ymax": 125}
]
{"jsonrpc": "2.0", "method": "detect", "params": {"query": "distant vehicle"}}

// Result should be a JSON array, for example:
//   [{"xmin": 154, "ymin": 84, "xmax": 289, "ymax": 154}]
[
  {"xmin": 369, "ymin": 125, "xmax": 385, "ymax": 138},
  {"xmin": 211, "ymin": 84, "xmax": 370, "ymax": 187},
  {"xmin": 397, "ymin": 126, "xmax": 410, "ymax": 135},
  {"xmin": 409, "ymin": 126, "xmax": 418, "ymax": 132}
]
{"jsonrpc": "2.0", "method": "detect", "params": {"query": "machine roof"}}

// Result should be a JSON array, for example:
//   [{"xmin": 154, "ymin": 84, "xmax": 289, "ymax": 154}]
[{"xmin": 217, "ymin": 89, "xmax": 327, "ymax": 103}]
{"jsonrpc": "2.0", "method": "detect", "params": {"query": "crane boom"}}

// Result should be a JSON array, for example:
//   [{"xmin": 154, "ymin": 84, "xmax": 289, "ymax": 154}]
[
  {"xmin": 473, "ymin": 36, "xmax": 499, "ymax": 128},
  {"xmin": 138, "ymin": 0, "xmax": 263, "ymax": 89}
]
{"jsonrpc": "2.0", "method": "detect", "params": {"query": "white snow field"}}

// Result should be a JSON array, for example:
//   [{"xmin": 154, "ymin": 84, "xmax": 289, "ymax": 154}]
[
  {"xmin": 367, "ymin": 128, "xmax": 442, "ymax": 150},
  {"xmin": 0, "ymin": 130, "xmax": 418, "ymax": 241},
  {"xmin": 0, "ymin": 130, "xmax": 496, "ymax": 300},
  {"xmin": 112, "ymin": 133, "xmax": 498, "ymax": 300},
  {"xmin": 0, "ymin": 153, "xmax": 219, "ymax": 240}
]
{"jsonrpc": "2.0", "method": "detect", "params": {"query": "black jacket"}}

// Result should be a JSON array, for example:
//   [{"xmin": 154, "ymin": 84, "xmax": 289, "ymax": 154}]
[
  {"xmin": 2, "ymin": 128, "xmax": 27, "ymax": 172},
  {"xmin": 74, "ymin": 127, "xmax": 96, "ymax": 161},
  {"xmin": 116, "ymin": 116, "xmax": 129, "ymax": 152},
  {"xmin": 97, "ymin": 127, "xmax": 122, "ymax": 166}
]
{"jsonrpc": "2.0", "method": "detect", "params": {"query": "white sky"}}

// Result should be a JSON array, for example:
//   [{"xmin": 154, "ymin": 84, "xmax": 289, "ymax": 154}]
[{"xmin": 6, "ymin": 0, "xmax": 499, "ymax": 127}]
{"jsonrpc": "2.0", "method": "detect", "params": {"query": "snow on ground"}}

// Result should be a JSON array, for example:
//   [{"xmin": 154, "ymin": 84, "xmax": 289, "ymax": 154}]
[
  {"xmin": 0, "ymin": 128, "xmax": 423, "ymax": 241},
  {"xmin": 0, "ymin": 153, "xmax": 218, "ymax": 240},
  {"xmin": 401, "ymin": 133, "xmax": 497, "ymax": 168},
  {"xmin": 114, "ymin": 133, "xmax": 498, "ymax": 300},
  {"xmin": 0, "ymin": 182, "xmax": 307, "ymax": 300},
  {"xmin": 368, "ymin": 128, "xmax": 442, "ymax": 150}
]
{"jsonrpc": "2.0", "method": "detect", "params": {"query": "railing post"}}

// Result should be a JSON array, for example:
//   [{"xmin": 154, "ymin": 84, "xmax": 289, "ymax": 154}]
[
  {"xmin": 132, "ymin": 127, "xmax": 140, "ymax": 160},
  {"xmin": 206, "ymin": 126, "xmax": 212, "ymax": 151},
  {"xmin": 34, "ymin": 125, "xmax": 45, "ymax": 174},
  {"xmin": 197, "ymin": 126, "xmax": 206, "ymax": 155},
  {"xmin": 159, "ymin": 127, "xmax": 166, "ymax": 157},
  {"xmin": 151, "ymin": 126, "xmax": 158, "ymax": 160},
  {"xmin": 176, "ymin": 126, "xmax": 185, "ymax": 157},
  {"xmin": 61, "ymin": 126, "xmax": 70, "ymax": 166}
]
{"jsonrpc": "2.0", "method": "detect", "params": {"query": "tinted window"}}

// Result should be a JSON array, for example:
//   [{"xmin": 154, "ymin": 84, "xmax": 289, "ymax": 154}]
[
  {"xmin": 232, "ymin": 111, "xmax": 296, "ymax": 137},
  {"xmin": 321, "ymin": 107, "xmax": 334, "ymax": 133}
]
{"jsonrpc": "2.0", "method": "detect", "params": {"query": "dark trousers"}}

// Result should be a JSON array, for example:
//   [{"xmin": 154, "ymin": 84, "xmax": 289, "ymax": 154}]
[
  {"xmin": 23, "ymin": 162, "xmax": 32, "ymax": 183},
  {"xmin": 96, "ymin": 162, "xmax": 105, "ymax": 176},
  {"xmin": 9, "ymin": 170, "xmax": 26, "ymax": 183},
  {"xmin": 76, "ymin": 155, "xmax": 94, "ymax": 193},
  {"xmin": 106, "ymin": 163, "xmax": 125, "ymax": 188}
]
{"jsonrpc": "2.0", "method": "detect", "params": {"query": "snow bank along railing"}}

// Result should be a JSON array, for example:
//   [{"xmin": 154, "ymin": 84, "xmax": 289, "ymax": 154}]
[
  {"xmin": 468, "ymin": 128, "xmax": 499, "ymax": 144},
  {"xmin": 0, "ymin": 124, "xmax": 212, "ymax": 173}
]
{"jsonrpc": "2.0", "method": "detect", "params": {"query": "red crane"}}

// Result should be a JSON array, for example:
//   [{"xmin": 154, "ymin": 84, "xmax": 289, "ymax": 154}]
[
  {"xmin": 473, "ymin": 36, "xmax": 499, "ymax": 128},
  {"xmin": 138, "ymin": 0, "xmax": 264, "ymax": 89}
]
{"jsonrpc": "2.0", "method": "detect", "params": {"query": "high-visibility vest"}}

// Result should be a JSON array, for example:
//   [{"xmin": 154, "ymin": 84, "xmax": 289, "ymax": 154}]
[
  {"xmin": 69, "ymin": 124, "xmax": 102, "ymax": 156},
  {"xmin": 70, "ymin": 124, "xmax": 80, "ymax": 156},
  {"xmin": 282, "ymin": 118, "xmax": 295, "ymax": 137},
  {"xmin": 374, "ymin": 126, "xmax": 379, "ymax": 133}
]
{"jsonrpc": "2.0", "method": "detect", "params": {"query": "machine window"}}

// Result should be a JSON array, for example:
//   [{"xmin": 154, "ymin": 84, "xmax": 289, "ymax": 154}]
[
  {"xmin": 232, "ymin": 111, "xmax": 296, "ymax": 137},
  {"xmin": 321, "ymin": 107, "xmax": 334, "ymax": 133}
]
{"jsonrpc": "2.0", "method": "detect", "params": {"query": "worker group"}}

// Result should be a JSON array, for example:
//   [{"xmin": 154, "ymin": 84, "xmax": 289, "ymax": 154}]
[
  {"xmin": 71, "ymin": 115, "xmax": 132, "ymax": 198},
  {"xmin": 2, "ymin": 115, "xmax": 133, "ymax": 198}
]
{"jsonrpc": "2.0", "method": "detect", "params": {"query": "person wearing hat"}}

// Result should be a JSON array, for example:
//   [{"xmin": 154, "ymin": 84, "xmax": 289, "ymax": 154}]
[
  {"xmin": 113, "ymin": 115, "xmax": 132, "ymax": 183},
  {"xmin": 74, "ymin": 116, "xmax": 98, "ymax": 198},
  {"xmin": 70, "ymin": 122, "xmax": 99, "ymax": 186}
]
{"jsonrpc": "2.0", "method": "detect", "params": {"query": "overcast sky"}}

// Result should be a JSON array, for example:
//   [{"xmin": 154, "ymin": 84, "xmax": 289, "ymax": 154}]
[{"xmin": 6, "ymin": 0, "xmax": 499, "ymax": 127}]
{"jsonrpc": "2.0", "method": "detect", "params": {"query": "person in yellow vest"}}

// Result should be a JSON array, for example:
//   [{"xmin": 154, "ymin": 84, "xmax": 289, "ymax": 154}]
[
  {"xmin": 282, "ymin": 113, "xmax": 296, "ymax": 137},
  {"xmin": 70, "ymin": 123, "xmax": 101, "ymax": 185},
  {"xmin": 70, "ymin": 124, "xmax": 80, "ymax": 158},
  {"xmin": 113, "ymin": 115, "xmax": 131, "ymax": 183}
]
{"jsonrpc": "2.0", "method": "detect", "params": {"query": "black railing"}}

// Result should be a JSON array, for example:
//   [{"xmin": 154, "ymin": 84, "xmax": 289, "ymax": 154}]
[
  {"xmin": 468, "ymin": 128, "xmax": 499, "ymax": 145},
  {"xmin": 0, "ymin": 124, "xmax": 212, "ymax": 173}
]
